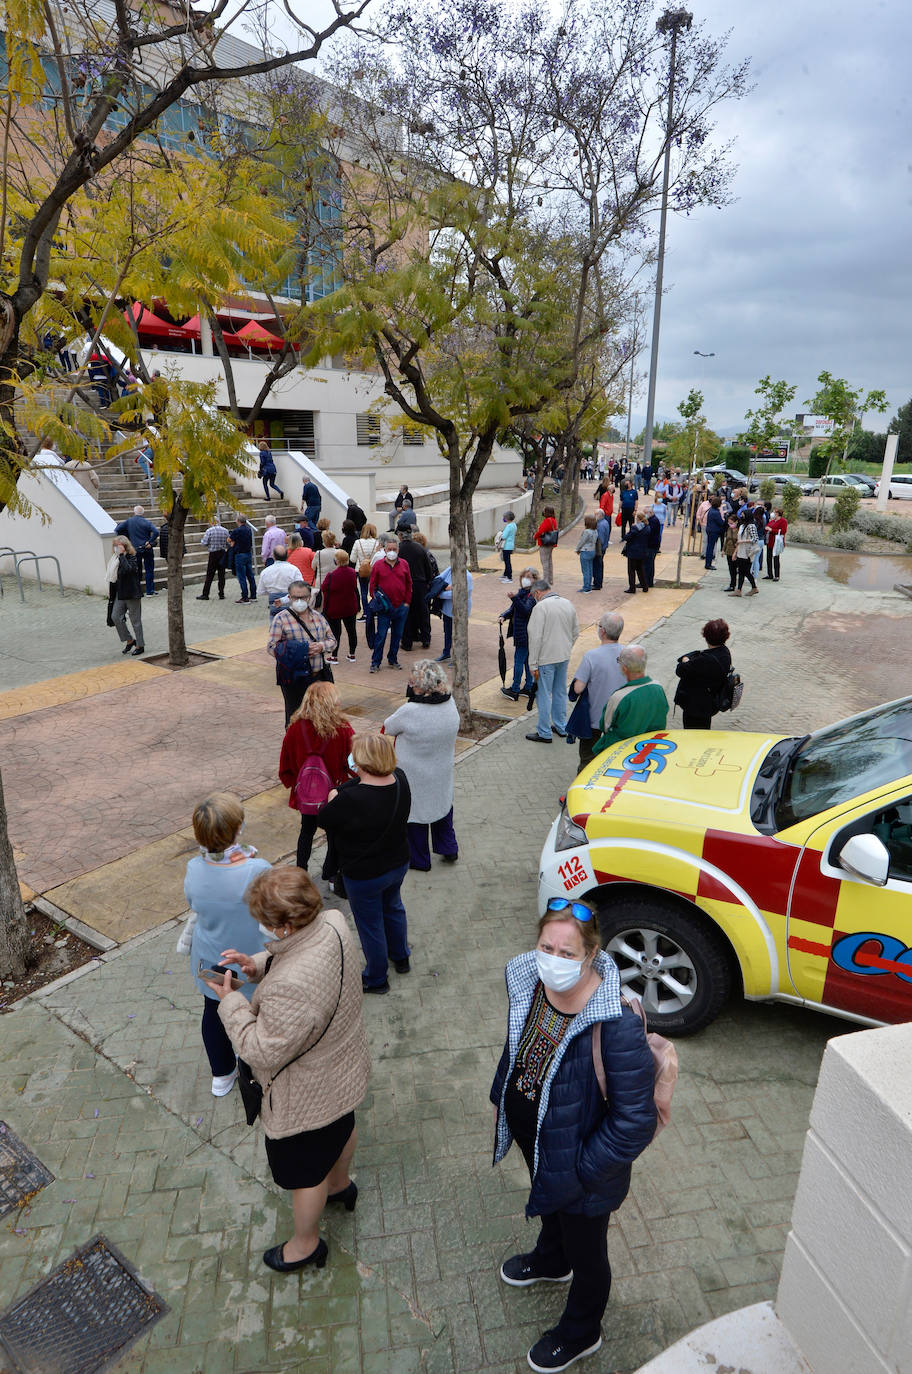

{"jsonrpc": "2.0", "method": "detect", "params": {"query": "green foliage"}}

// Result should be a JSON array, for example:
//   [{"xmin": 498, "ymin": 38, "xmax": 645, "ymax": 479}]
[
  {"xmin": 851, "ymin": 510, "xmax": 911, "ymax": 542},
  {"xmin": 887, "ymin": 399, "xmax": 912, "ymax": 464},
  {"xmin": 846, "ymin": 429, "xmax": 886, "ymax": 468},
  {"xmin": 740, "ymin": 375, "xmax": 796, "ymax": 455},
  {"xmin": 831, "ymin": 484, "xmax": 860, "ymax": 533},
  {"xmin": 759, "ymin": 477, "xmax": 775, "ymax": 501},
  {"xmin": 722, "ymin": 446, "xmax": 752, "ymax": 475},
  {"xmin": 808, "ymin": 446, "xmax": 832, "ymax": 478},
  {"xmin": 780, "ymin": 482, "xmax": 801, "ymax": 522},
  {"xmin": 829, "ymin": 529, "xmax": 863, "ymax": 551}
]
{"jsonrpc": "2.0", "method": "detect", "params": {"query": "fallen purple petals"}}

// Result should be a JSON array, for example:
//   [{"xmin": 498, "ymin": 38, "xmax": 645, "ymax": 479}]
[
  {"xmin": 93, "ymin": 1109, "xmax": 99, "ymax": 1118},
  {"xmin": 85, "ymin": 1173, "xmax": 95, "ymax": 1179},
  {"xmin": 195, "ymin": 1117, "xmax": 204, "ymax": 1127},
  {"xmin": 127, "ymin": 1013, "xmax": 136, "ymax": 1019},
  {"xmin": 13, "ymin": 1228, "xmax": 27, "ymax": 1236}
]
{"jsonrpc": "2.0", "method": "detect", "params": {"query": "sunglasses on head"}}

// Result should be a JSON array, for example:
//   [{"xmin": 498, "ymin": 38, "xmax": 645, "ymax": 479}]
[{"xmin": 546, "ymin": 897, "xmax": 594, "ymax": 923}]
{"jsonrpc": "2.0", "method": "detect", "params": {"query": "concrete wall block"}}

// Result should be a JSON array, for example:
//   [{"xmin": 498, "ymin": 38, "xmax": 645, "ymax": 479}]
[
  {"xmin": 778, "ymin": 1235, "xmax": 894, "ymax": 1374},
  {"xmin": 789, "ymin": 1131, "xmax": 910, "ymax": 1342},
  {"xmin": 811, "ymin": 1025, "xmax": 912, "ymax": 1241}
]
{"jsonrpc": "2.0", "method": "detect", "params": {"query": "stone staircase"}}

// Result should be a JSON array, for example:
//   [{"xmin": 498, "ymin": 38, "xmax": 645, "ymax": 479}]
[{"xmin": 95, "ymin": 464, "xmax": 306, "ymax": 589}]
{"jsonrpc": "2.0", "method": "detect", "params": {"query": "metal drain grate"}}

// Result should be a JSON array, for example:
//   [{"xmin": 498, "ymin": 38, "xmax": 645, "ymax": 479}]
[
  {"xmin": 0, "ymin": 1123, "xmax": 54, "ymax": 1217},
  {"xmin": 0, "ymin": 1235, "xmax": 168, "ymax": 1374}
]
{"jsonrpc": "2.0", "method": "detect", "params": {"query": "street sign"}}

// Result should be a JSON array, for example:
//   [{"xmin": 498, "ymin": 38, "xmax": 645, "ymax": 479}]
[{"xmin": 756, "ymin": 440, "xmax": 790, "ymax": 464}]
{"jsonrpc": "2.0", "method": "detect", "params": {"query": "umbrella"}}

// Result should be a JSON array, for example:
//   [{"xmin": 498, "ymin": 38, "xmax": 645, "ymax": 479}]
[
  {"xmin": 525, "ymin": 681, "xmax": 538, "ymax": 712},
  {"xmin": 497, "ymin": 626, "xmax": 507, "ymax": 684},
  {"xmin": 125, "ymin": 303, "xmax": 189, "ymax": 341},
  {"xmin": 236, "ymin": 319, "xmax": 288, "ymax": 349}
]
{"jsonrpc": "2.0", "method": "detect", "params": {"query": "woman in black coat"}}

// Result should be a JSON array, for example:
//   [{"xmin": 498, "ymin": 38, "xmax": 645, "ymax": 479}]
[
  {"xmin": 620, "ymin": 515, "xmax": 650, "ymax": 593},
  {"xmin": 108, "ymin": 535, "xmax": 145, "ymax": 656},
  {"xmin": 491, "ymin": 900, "xmax": 656, "ymax": 1374},
  {"xmin": 673, "ymin": 618, "xmax": 732, "ymax": 729}
]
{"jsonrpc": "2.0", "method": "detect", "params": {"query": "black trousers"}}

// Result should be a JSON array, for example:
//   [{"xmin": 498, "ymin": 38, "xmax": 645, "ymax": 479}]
[
  {"xmin": 280, "ymin": 679, "xmax": 308, "ymax": 728},
  {"xmin": 591, "ymin": 553, "xmax": 604, "ymax": 591},
  {"xmin": 682, "ymin": 711, "xmax": 712, "ymax": 729},
  {"xmin": 736, "ymin": 557, "xmax": 756, "ymax": 591},
  {"xmin": 627, "ymin": 558, "xmax": 648, "ymax": 591},
  {"xmin": 402, "ymin": 586, "xmax": 431, "ymax": 650},
  {"xmin": 201, "ymin": 997, "xmax": 236, "ymax": 1076},
  {"xmin": 726, "ymin": 555, "xmax": 737, "ymax": 589},
  {"xmin": 327, "ymin": 615, "xmax": 357, "ymax": 656},
  {"xmin": 296, "ymin": 813, "xmax": 319, "ymax": 870},
  {"xmin": 766, "ymin": 545, "xmax": 781, "ymax": 579},
  {"xmin": 201, "ymin": 550, "xmax": 226, "ymax": 597},
  {"xmin": 620, "ymin": 511, "xmax": 634, "ymax": 538},
  {"xmin": 515, "ymin": 1135, "xmax": 612, "ymax": 1344}
]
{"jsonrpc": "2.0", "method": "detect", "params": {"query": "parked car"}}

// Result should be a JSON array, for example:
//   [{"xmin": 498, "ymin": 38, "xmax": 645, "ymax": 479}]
[
  {"xmin": 699, "ymin": 465, "xmax": 759, "ymax": 493},
  {"xmin": 766, "ymin": 474, "xmax": 805, "ymax": 495},
  {"xmin": 538, "ymin": 695, "xmax": 912, "ymax": 1035},
  {"xmin": 874, "ymin": 475, "xmax": 912, "ymax": 500},
  {"xmin": 845, "ymin": 472, "xmax": 877, "ymax": 493},
  {"xmin": 803, "ymin": 473, "xmax": 874, "ymax": 498}
]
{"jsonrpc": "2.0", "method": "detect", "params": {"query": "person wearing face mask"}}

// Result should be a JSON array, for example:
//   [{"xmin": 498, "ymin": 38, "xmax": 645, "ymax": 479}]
[
  {"xmin": 367, "ymin": 535, "xmax": 412, "ymax": 672},
  {"xmin": 491, "ymin": 899, "xmax": 657, "ymax": 1374},
  {"xmin": 383, "ymin": 659, "xmax": 460, "ymax": 871},
  {"xmin": 279, "ymin": 682, "xmax": 355, "ymax": 873},
  {"xmin": 107, "ymin": 535, "xmax": 145, "ymax": 656},
  {"xmin": 267, "ymin": 580, "xmax": 337, "ymax": 726},
  {"xmin": 499, "ymin": 567, "xmax": 540, "ymax": 702}
]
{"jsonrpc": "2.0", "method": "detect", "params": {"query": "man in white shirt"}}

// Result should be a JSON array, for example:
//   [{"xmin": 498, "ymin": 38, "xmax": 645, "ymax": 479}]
[
  {"xmin": 526, "ymin": 581, "xmax": 580, "ymax": 744},
  {"xmin": 255, "ymin": 547, "xmax": 299, "ymax": 614}
]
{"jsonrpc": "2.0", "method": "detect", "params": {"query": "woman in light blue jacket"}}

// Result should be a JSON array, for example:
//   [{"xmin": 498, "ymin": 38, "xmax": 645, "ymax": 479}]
[
  {"xmin": 181, "ymin": 793, "xmax": 270, "ymax": 1097},
  {"xmin": 436, "ymin": 565, "xmax": 473, "ymax": 663},
  {"xmin": 499, "ymin": 510, "xmax": 517, "ymax": 583}
]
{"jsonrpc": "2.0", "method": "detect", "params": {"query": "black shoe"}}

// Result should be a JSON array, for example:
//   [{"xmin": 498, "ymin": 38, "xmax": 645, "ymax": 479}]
[
  {"xmin": 623, "ymin": 588, "xmax": 636, "ymax": 594},
  {"xmin": 388, "ymin": 661, "xmax": 403, "ymax": 670},
  {"xmin": 196, "ymin": 595, "xmax": 209, "ymax": 600},
  {"xmin": 327, "ymin": 1182, "xmax": 358, "ymax": 1211},
  {"xmin": 501, "ymin": 687, "xmax": 520, "ymax": 701},
  {"xmin": 132, "ymin": 645, "xmax": 145, "ymax": 656},
  {"xmin": 442, "ymin": 854, "xmax": 458, "ymax": 864},
  {"xmin": 525, "ymin": 732, "xmax": 551, "ymax": 743},
  {"xmin": 518, "ymin": 687, "xmax": 533, "ymax": 697},
  {"xmin": 500, "ymin": 1253, "xmax": 572, "ymax": 1288},
  {"xmin": 551, "ymin": 726, "xmax": 567, "ymax": 738},
  {"xmin": 263, "ymin": 1238, "xmax": 328, "ymax": 1273},
  {"xmin": 393, "ymin": 958, "xmax": 411, "ymax": 974},
  {"xmin": 121, "ymin": 639, "xmax": 135, "ymax": 654},
  {"xmin": 527, "ymin": 1331, "xmax": 602, "ymax": 1373},
  {"xmin": 218, "ymin": 594, "xmax": 225, "ymax": 599},
  {"xmin": 362, "ymin": 979, "xmax": 390, "ymax": 995}
]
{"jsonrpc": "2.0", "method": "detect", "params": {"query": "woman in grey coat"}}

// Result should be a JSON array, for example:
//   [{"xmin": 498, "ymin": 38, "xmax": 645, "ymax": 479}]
[{"xmin": 383, "ymin": 659, "xmax": 460, "ymax": 871}]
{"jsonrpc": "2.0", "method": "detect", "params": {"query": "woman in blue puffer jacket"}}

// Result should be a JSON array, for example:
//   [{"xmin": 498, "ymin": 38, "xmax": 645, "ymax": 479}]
[{"xmin": 491, "ymin": 897, "xmax": 656, "ymax": 1374}]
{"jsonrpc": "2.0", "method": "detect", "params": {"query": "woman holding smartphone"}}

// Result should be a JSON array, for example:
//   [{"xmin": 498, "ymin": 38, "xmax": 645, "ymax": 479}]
[
  {"xmin": 209, "ymin": 867, "xmax": 370, "ymax": 1274},
  {"xmin": 182, "ymin": 793, "xmax": 270, "ymax": 1097}
]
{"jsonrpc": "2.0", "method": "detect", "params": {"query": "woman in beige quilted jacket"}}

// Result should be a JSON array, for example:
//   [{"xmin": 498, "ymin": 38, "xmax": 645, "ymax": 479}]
[{"xmin": 212, "ymin": 867, "xmax": 370, "ymax": 1274}]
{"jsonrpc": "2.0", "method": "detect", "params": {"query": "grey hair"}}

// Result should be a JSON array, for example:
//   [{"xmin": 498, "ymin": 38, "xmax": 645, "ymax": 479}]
[
  {"xmin": 265, "ymin": 514, "xmax": 276, "ymax": 526},
  {"xmin": 409, "ymin": 658, "xmax": 450, "ymax": 695},
  {"xmin": 380, "ymin": 532, "xmax": 400, "ymax": 548},
  {"xmin": 530, "ymin": 578, "xmax": 550, "ymax": 594},
  {"xmin": 618, "ymin": 644, "xmax": 647, "ymax": 675},
  {"xmin": 598, "ymin": 612, "xmax": 624, "ymax": 642},
  {"xmin": 134, "ymin": 504, "xmax": 144, "ymax": 514},
  {"xmin": 287, "ymin": 580, "xmax": 310, "ymax": 598}
]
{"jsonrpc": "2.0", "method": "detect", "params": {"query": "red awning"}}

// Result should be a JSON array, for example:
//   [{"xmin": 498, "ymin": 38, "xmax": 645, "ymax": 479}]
[
  {"xmin": 125, "ymin": 303, "xmax": 189, "ymax": 341},
  {"xmin": 235, "ymin": 320, "xmax": 287, "ymax": 349}
]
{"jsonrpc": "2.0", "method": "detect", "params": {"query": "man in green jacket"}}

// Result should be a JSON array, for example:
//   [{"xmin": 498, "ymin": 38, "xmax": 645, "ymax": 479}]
[{"xmin": 592, "ymin": 644, "xmax": 668, "ymax": 755}]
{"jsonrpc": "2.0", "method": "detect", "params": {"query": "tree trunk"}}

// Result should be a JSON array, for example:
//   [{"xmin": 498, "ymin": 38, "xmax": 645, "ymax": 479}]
[
  {"xmin": 0, "ymin": 310, "xmax": 27, "ymax": 517},
  {"xmin": 166, "ymin": 497, "xmax": 190, "ymax": 667},
  {"xmin": 448, "ymin": 460, "xmax": 472, "ymax": 728},
  {"xmin": 0, "ymin": 768, "xmax": 29, "ymax": 980},
  {"xmin": 527, "ymin": 438, "xmax": 546, "ymax": 533}
]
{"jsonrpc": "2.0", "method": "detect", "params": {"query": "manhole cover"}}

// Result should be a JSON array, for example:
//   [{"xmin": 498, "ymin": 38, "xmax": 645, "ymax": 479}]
[
  {"xmin": 0, "ymin": 1235, "xmax": 167, "ymax": 1374},
  {"xmin": 0, "ymin": 1123, "xmax": 54, "ymax": 1217}
]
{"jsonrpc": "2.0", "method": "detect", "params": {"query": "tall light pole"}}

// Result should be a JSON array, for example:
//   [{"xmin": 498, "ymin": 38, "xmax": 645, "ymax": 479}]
[
  {"xmin": 641, "ymin": 7, "xmax": 693, "ymax": 475},
  {"xmin": 674, "ymin": 348, "xmax": 714, "ymax": 588}
]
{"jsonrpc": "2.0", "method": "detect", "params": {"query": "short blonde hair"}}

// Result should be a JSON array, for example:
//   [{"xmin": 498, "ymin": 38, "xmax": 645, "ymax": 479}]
[
  {"xmin": 246, "ymin": 868, "xmax": 322, "ymax": 931},
  {"xmin": 362, "ymin": 522, "xmax": 378, "ymax": 538},
  {"xmin": 334, "ymin": 548, "xmax": 349, "ymax": 567},
  {"xmin": 322, "ymin": 531, "xmax": 337, "ymax": 548},
  {"xmin": 192, "ymin": 792, "xmax": 244, "ymax": 853},
  {"xmin": 352, "ymin": 732, "xmax": 396, "ymax": 777}
]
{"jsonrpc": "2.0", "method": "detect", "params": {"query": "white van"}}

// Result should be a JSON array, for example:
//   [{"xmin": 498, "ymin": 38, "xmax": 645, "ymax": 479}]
[{"xmin": 874, "ymin": 475, "xmax": 912, "ymax": 500}]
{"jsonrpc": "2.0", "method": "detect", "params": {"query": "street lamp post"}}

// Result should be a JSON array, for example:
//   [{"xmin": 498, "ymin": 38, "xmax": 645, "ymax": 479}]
[
  {"xmin": 641, "ymin": 7, "xmax": 693, "ymax": 478},
  {"xmin": 674, "ymin": 347, "xmax": 714, "ymax": 588}
]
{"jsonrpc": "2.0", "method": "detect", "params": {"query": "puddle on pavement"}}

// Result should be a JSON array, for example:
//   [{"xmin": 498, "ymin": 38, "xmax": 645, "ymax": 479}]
[{"xmin": 815, "ymin": 550, "xmax": 912, "ymax": 591}]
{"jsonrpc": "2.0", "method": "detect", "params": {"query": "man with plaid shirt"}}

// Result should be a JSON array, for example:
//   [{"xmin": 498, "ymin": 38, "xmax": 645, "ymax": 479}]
[
  {"xmin": 196, "ymin": 519, "xmax": 230, "ymax": 601},
  {"xmin": 267, "ymin": 580, "xmax": 337, "ymax": 724}
]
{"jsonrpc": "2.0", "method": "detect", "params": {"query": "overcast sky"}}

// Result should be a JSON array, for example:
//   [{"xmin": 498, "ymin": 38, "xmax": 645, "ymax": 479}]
[
  {"xmin": 268, "ymin": 0, "xmax": 909, "ymax": 436},
  {"xmin": 647, "ymin": 0, "xmax": 910, "ymax": 434}
]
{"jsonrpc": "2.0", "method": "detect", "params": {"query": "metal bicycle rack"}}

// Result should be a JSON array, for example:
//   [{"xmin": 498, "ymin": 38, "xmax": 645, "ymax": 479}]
[{"xmin": 0, "ymin": 548, "xmax": 65, "ymax": 602}]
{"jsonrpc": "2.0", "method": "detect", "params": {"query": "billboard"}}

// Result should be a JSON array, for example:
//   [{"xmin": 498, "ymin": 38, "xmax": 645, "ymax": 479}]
[
  {"xmin": 756, "ymin": 439, "xmax": 791, "ymax": 464},
  {"xmin": 795, "ymin": 414, "xmax": 835, "ymax": 437}
]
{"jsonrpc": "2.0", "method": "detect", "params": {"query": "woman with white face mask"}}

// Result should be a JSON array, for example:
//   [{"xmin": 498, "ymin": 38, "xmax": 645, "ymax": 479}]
[{"xmin": 490, "ymin": 899, "xmax": 657, "ymax": 1374}]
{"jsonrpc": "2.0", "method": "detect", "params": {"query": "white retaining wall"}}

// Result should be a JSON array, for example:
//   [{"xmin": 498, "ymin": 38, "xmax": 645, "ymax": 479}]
[
  {"xmin": 777, "ymin": 1021, "xmax": 912, "ymax": 1374},
  {"xmin": 0, "ymin": 449, "xmax": 116, "ymax": 596}
]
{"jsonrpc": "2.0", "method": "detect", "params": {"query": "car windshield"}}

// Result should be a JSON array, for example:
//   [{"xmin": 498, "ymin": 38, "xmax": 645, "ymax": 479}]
[{"xmin": 775, "ymin": 697, "xmax": 912, "ymax": 829}]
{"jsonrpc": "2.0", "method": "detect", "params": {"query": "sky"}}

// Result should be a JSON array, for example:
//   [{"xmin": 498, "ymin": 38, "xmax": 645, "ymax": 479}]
[
  {"xmin": 262, "ymin": 0, "xmax": 910, "ymax": 437},
  {"xmin": 643, "ymin": 0, "xmax": 911, "ymax": 434}
]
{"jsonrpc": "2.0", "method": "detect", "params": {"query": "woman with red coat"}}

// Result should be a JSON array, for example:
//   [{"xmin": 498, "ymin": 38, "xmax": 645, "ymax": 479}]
[
  {"xmin": 597, "ymin": 484, "xmax": 614, "ymax": 521},
  {"xmin": 320, "ymin": 550, "xmax": 360, "ymax": 663},
  {"xmin": 279, "ymin": 682, "xmax": 354, "ymax": 872},
  {"xmin": 764, "ymin": 506, "xmax": 788, "ymax": 582},
  {"xmin": 534, "ymin": 505, "xmax": 559, "ymax": 585}
]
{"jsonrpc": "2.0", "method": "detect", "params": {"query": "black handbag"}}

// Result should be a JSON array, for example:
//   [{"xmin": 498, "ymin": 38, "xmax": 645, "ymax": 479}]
[{"xmin": 237, "ymin": 929, "xmax": 344, "ymax": 1126}]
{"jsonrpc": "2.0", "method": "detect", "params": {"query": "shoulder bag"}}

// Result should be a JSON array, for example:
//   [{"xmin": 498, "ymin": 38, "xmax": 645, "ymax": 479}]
[
  {"xmin": 540, "ymin": 526, "xmax": 559, "ymax": 547},
  {"xmin": 237, "ymin": 926, "xmax": 345, "ymax": 1125}
]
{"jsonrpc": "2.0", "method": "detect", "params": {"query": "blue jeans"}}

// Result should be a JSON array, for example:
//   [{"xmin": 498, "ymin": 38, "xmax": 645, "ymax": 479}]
[
  {"xmin": 234, "ymin": 551, "xmax": 255, "ymax": 599},
  {"xmin": 138, "ymin": 546, "xmax": 155, "ymax": 595},
  {"xmin": 535, "ymin": 659, "xmax": 569, "ymax": 740},
  {"xmin": 511, "ymin": 645, "xmax": 533, "ymax": 693},
  {"xmin": 579, "ymin": 550, "xmax": 595, "ymax": 591},
  {"xmin": 343, "ymin": 862, "xmax": 410, "ymax": 986},
  {"xmin": 704, "ymin": 533, "xmax": 719, "ymax": 569},
  {"xmin": 371, "ymin": 602, "xmax": 408, "ymax": 667}
]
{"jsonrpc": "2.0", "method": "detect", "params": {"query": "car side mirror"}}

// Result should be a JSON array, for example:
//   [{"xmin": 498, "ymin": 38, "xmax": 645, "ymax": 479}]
[{"xmin": 838, "ymin": 834, "xmax": 890, "ymax": 887}]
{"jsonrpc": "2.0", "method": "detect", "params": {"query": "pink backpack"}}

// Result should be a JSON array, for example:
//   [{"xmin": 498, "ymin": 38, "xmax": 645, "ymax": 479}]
[
  {"xmin": 591, "ymin": 996, "xmax": 678, "ymax": 1138},
  {"xmin": 294, "ymin": 754, "xmax": 333, "ymax": 814}
]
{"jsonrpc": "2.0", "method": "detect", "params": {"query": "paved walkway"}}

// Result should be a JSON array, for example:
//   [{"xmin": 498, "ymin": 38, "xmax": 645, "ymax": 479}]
[{"xmin": 1, "ymin": 542, "xmax": 909, "ymax": 1371}]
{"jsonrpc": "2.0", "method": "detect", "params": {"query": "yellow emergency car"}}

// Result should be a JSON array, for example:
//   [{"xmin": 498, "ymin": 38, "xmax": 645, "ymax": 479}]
[{"xmin": 538, "ymin": 695, "xmax": 912, "ymax": 1034}]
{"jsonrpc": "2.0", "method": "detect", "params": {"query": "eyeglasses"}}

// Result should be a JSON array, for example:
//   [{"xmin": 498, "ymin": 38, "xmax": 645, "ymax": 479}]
[{"xmin": 546, "ymin": 897, "xmax": 594, "ymax": 923}]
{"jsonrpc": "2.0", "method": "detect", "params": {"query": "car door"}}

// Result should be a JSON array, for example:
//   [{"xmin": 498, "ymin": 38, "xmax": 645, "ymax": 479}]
[{"xmin": 786, "ymin": 787, "xmax": 912, "ymax": 1022}]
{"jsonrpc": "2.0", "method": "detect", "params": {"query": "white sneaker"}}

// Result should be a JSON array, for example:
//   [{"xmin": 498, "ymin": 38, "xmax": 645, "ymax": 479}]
[
  {"xmin": 211, "ymin": 1068, "xmax": 238, "ymax": 1097},
  {"xmin": 499, "ymin": 576, "xmax": 513, "ymax": 583}
]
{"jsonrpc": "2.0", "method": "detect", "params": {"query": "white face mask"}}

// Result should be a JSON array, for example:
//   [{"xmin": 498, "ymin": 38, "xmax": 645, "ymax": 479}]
[
  {"xmin": 347, "ymin": 753, "xmax": 357, "ymax": 773},
  {"xmin": 535, "ymin": 949, "xmax": 584, "ymax": 994},
  {"xmin": 290, "ymin": 598, "xmax": 309, "ymax": 612},
  {"xmin": 520, "ymin": 577, "xmax": 532, "ymax": 588},
  {"xmin": 385, "ymin": 551, "xmax": 397, "ymax": 563}
]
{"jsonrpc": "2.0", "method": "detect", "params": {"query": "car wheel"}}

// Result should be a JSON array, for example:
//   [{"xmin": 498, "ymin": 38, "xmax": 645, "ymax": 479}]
[{"xmin": 596, "ymin": 897, "xmax": 732, "ymax": 1035}]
